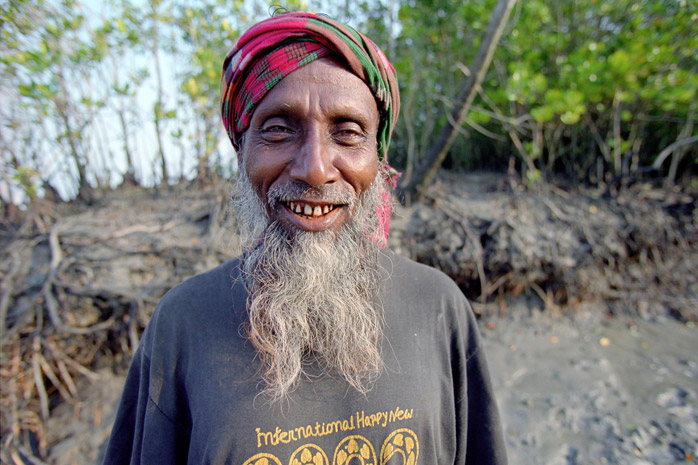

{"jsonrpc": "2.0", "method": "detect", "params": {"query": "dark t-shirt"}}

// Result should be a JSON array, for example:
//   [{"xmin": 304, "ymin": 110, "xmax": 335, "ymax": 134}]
[{"xmin": 103, "ymin": 250, "xmax": 507, "ymax": 464}]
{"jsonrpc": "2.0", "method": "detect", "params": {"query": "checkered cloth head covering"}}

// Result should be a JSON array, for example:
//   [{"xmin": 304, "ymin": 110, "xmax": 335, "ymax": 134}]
[{"xmin": 220, "ymin": 11, "xmax": 400, "ymax": 162}]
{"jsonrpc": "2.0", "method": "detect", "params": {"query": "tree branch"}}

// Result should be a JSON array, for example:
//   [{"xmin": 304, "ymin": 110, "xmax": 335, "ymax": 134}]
[
  {"xmin": 399, "ymin": 0, "xmax": 518, "ymax": 204},
  {"xmin": 652, "ymin": 135, "xmax": 698, "ymax": 170}
]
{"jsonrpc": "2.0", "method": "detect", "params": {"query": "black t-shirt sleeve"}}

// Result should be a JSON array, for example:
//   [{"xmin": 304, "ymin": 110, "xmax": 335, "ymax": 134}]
[
  {"xmin": 102, "ymin": 260, "xmax": 240, "ymax": 464},
  {"xmin": 101, "ymin": 343, "xmax": 147, "ymax": 464},
  {"xmin": 385, "ymin": 252, "xmax": 507, "ymax": 464},
  {"xmin": 450, "ymin": 282, "xmax": 508, "ymax": 465},
  {"xmin": 464, "ymin": 344, "xmax": 508, "ymax": 465},
  {"xmin": 101, "ymin": 314, "xmax": 190, "ymax": 465}
]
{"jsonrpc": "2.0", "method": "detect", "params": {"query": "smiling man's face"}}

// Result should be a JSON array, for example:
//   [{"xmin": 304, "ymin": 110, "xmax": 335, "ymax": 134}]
[
  {"xmin": 240, "ymin": 57, "xmax": 380, "ymax": 234},
  {"xmin": 232, "ymin": 58, "xmax": 386, "ymax": 402}
]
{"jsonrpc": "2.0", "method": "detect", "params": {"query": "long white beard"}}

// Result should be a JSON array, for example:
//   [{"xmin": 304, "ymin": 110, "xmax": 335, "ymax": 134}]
[{"xmin": 232, "ymin": 168, "xmax": 388, "ymax": 403}]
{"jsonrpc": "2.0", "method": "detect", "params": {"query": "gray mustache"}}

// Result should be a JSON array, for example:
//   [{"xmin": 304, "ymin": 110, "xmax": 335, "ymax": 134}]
[{"xmin": 267, "ymin": 180, "xmax": 357, "ymax": 208}]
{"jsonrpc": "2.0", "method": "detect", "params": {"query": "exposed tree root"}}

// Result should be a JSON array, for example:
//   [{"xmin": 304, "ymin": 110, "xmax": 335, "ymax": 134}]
[{"xmin": 0, "ymin": 183, "xmax": 236, "ymax": 462}]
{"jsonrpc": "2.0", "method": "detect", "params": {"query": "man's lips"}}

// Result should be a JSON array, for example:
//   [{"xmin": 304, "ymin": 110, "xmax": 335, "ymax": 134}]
[
  {"xmin": 275, "ymin": 198, "xmax": 350, "ymax": 233},
  {"xmin": 283, "ymin": 200, "xmax": 342, "ymax": 219},
  {"xmin": 267, "ymin": 181, "xmax": 355, "ymax": 231}
]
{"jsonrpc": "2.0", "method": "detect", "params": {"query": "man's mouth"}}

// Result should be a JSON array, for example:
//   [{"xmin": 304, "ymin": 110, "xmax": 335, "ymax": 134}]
[{"xmin": 285, "ymin": 201, "xmax": 339, "ymax": 218}]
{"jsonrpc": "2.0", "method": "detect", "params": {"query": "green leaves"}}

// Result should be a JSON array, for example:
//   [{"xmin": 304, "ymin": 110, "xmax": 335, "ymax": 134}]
[
  {"xmin": 18, "ymin": 82, "xmax": 57, "ymax": 99},
  {"xmin": 3, "ymin": 0, "xmax": 696, "ymax": 201},
  {"xmin": 12, "ymin": 165, "xmax": 41, "ymax": 199},
  {"xmin": 394, "ymin": 0, "xmax": 698, "ymax": 182},
  {"xmin": 540, "ymin": 89, "xmax": 586, "ymax": 125},
  {"xmin": 506, "ymin": 62, "xmax": 548, "ymax": 105}
]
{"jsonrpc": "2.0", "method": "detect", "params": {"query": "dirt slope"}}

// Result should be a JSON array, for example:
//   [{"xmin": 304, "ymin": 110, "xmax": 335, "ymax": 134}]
[{"xmin": 1, "ymin": 172, "xmax": 696, "ymax": 464}]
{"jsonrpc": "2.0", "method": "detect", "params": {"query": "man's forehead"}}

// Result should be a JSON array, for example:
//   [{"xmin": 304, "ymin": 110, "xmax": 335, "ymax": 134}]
[
  {"xmin": 298, "ymin": 57, "xmax": 361, "ymax": 84},
  {"xmin": 250, "ymin": 58, "xmax": 379, "ymax": 124}
]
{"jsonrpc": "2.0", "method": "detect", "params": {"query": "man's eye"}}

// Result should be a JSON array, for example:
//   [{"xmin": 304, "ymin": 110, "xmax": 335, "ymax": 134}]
[
  {"xmin": 263, "ymin": 125, "xmax": 291, "ymax": 133},
  {"xmin": 261, "ymin": 125, "xmax": 293, "ymax": 141},
  {"xmin": 334, "ymin": 125, "xmax": 365, "ymax": 144}
]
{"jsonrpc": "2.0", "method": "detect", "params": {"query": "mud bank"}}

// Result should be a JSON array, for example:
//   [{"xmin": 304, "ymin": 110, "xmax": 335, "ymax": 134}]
[{"xmin": 482, "ymin": 308, "xmax": 698, "ymax": 465}]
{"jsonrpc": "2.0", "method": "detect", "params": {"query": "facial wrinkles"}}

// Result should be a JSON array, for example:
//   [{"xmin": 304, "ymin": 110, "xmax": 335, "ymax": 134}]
[{"xmin": 241, "ymin": 58, "xmax": 380, "ymax": 234}]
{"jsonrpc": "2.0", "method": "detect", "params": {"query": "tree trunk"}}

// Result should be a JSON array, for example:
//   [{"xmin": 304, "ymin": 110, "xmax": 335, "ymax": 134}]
[
  {"xmin": 398, "ymin": 0, "xmax": 517, "ymax": 204},
  {"xmin": 57, "ymin": 97, "xmax": 90, "ymax": 201},
  {"xmin": 111, "ymin": 53, "xmax": 137, "ymax": 187},
  {"xmin": 150, "ymin": 0, "xmax": 168, "ymax": 186},
  {"xmin": 117, "ymin": 108, "xmax": 137, "ymax": 186},
  {"xmin": 657, "ymin": 107, "xmax": 696, "ymax": 187},
  {"xmin": 612, "ymin": 88, "xmax": 622, "ymax": 177},
  {"xmin": 388, "ymin": 0, "xmax": 396, "ymax": 59},
  {"xmin": 56, "ymin": 59, "xmax": 91, "ymax": 201}
]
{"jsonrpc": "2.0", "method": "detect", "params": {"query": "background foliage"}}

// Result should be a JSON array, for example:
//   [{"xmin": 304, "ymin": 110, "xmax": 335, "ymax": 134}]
[{"xmin": 2, "ymin": 0, "xmax": 697, "ymax": 204}]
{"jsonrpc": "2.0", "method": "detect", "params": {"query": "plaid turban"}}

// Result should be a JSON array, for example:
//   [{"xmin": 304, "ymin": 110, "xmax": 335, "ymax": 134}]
[{"xmin": 220, "ymin": 11, "xmax": 400, "ymax": 162}]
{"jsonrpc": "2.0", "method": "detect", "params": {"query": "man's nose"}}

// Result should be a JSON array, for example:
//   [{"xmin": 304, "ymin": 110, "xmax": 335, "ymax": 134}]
[{"xmin": 289, "ymin": 131, "xmax": 339, "ymax": 187}]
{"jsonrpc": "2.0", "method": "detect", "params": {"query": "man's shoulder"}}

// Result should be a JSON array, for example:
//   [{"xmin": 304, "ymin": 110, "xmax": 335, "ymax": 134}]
[
  {"xmin": 381, "ymin": 250, "xmax": 462, "ymax": 295},
  {"xmin": 379, "ymin": 250, "xmax": 478, "ymax": 350},
  {"xmin": 163, "ymin": 257, "xmax": 242, "ymax": 302},
  {"xmin": 379, "ymin": 249, "xmax": 470, "ymax": 319},
  {"xmin": 150, "ymin": 257, "xmax": 245, "ymax": 326}
]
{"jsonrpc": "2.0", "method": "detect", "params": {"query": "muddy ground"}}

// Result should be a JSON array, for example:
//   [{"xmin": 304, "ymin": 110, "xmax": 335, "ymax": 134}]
[
  {"xmin": 43, "ymin": 307, "xmax": 698, "ymax": 465},
  {"xmin": 1, "ymin": 172, "xmax": 696, "ymax": 465},
  {"xmin": 484, "ymin": 305, "xmax": 697, "ymax": 465}
]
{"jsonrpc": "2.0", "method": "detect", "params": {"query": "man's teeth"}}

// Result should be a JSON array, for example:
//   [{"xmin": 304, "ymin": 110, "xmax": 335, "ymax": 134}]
[{"xmin": 288, "ymin": 201, "xmax": 335, "ymax": 218}]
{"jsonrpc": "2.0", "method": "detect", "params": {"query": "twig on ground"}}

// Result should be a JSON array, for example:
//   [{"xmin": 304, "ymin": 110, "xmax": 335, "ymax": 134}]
[
  {"xmin": 63, "ymin": 318, "xmax": 115, "ymax": 335},
  {"xmin": 55, "ymin": 358, "xmax": 78, "ymax": 398},
  {"xmin": 41, "ymin": 339, "xmax": 99, "ymax": 382},
  {"xmin": 129, "ymin": 300, "xmax": 142, "ymax": 352},
  {"xmin": 9, "ymin": 341, "xmax": 21, "ymax": 439},
  {"xmin": 106, "ymin": 219, "xmax": 178, "ymax": 240},
  {"xmin": 31, "ymin": 338, "xmax": 49, "ymax": 422},
  {"xmin": 37, "ymin": 352, "xmax": 72, "ymax": 401},
  {"xmin": 531, "ymin": 282, "xmax": 561, "ymax": 312},
  {"xmin": 549, "ymin": 184, "xmax": 571, "ymax": 200},
  {"xmin": 41, "ymin": 226, "xmax": 64, "ymax": 330},
  {"xmin": 481, "ymin": 272, "xmax": 514, "ymax": 299},
  {"xmin": 9, "ymin": 443, "xmax": 51, "ymax": 465},
  {"xmin": 541, "ymin": 197, "xmax": 571, "ymax": 223},
  {"xmin": 0, "ymin": 249, "xmax": 22, "ymax": 341}
]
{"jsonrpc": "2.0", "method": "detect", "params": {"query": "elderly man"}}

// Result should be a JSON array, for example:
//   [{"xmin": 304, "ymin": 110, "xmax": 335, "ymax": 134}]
[{"xmin": 103, "ymin": 12, "xmax": 506, "ymax": 465}]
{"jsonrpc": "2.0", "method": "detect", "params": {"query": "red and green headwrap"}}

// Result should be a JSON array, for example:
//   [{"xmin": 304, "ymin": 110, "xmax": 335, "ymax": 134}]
[{"xmin": 221, "ymin": 11, "xmax": 400, "ymax": 162}]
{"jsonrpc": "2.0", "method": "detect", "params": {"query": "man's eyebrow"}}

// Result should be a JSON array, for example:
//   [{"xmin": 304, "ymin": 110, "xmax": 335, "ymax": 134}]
[
  {"xmin": 254, "ymin": 104, "xmax": 295, "ymax": 122},
  {"xmin": 331, "ymin": 105, "xmax": 377, "ymax": 126},
  {"xmin": 257, "ymin": 102, "xmax": 375, "ymax": 124}
]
